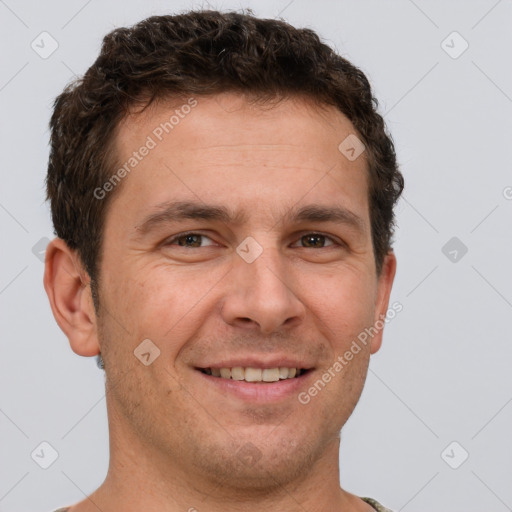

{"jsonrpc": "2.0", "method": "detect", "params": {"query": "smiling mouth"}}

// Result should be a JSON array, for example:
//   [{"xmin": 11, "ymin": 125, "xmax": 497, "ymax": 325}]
[{"xmin": 197, "ymin": 367, "xmax": 310, "ymax": 383}]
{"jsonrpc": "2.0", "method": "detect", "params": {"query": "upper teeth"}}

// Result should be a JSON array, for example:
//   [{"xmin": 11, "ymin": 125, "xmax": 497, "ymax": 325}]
[{"xmin": 203, "ymin": 367, "xmax": 300, "ymax": 382}]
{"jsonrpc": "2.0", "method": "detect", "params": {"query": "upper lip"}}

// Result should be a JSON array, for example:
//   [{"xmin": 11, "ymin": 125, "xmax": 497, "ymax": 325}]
[{"xmin": 195, "ymin": 357, "xmax": 314, "ymax": 370}]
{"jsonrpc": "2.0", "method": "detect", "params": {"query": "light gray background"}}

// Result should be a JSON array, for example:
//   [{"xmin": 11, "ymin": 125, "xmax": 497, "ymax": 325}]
[{"xmin": 1, "ymin": 0, "xmax": 511, "ymax": 511}]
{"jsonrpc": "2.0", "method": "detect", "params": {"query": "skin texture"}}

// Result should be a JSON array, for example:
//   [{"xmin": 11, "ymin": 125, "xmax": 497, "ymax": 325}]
[{"xmin": 44, "ymin": 92, "xmax": 396, "ymax": 512}]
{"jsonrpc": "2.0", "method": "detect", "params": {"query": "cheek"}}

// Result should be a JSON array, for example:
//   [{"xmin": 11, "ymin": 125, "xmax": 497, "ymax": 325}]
[
  {"xmin": 102, "ymin": 261, "xmax": 224, "ymax": 349},
  {"xmin": 302, "ymin": 267, "xmax": 377, "ymax": 343}
]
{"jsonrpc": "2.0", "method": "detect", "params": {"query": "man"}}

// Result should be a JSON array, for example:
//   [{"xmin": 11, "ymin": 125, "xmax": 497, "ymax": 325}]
[{"xmin": 44, "ymin": 9, "xmax": 403, "ymax": 512}]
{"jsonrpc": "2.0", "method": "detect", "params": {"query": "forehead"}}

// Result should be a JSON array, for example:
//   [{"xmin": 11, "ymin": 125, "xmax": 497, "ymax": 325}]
[{"xmin": 110, "ymin": 93, "xmax": 369, "ymax": 228}]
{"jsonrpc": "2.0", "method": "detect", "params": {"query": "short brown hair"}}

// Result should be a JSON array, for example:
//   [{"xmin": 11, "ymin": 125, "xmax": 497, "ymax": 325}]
[{"xmin": 46, "ymin": 9, "xmax": 404, "ymax": 308}]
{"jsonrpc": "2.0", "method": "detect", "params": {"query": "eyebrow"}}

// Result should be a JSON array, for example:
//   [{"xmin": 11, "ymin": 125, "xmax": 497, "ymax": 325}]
[
  {"xmin": 134, "ymin": 200, "xmax": 366, "ymax": 238},
  {"xmin": 285, "ymin": 204, "xmax": 366, "ymax": 234},
  {"xmin": 135, "ymin": 201, "xmax": 247, "ymax": 236}
]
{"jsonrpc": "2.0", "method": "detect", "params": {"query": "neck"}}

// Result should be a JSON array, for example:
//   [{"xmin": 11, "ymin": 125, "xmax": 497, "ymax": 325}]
[{"xmin": 76, "ymin": 404, "xmax": 370, "ymax": 512}]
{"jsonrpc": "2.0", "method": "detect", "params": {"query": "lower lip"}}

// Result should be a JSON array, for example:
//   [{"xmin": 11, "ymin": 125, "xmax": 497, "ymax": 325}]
[{"xmin": 195, "ymin": 370, "xmax": 314, "ymax": 403}]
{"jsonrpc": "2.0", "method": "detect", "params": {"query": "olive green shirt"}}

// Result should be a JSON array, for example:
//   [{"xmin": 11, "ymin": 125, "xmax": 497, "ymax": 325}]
[{"xmin": 53, "ymin": 497, "xmax": 393, "ymax": 511}]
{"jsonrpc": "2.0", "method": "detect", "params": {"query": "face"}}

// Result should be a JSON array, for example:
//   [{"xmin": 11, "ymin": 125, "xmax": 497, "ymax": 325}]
[{"xmin": 96, "ymin": 93, "xmax": 395, "ymax": 491}]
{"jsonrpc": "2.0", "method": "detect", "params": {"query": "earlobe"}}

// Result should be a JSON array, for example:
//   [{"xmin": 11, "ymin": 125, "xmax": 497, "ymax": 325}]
[
  {"xmin": 43, "ymin": 238, "xmax": 100, "ymax": 357},
  {"xmin": 370, "ymin": 251, "xmax": 397, "ymax": 355}
]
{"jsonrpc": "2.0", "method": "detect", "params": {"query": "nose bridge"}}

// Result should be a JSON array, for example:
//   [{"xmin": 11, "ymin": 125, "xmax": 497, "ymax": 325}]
[
  {"xmin": 221, "ymin": 239, "xmax": 304, "ymax": 333},
  {"xmin": 247, "ymin": 244, "xmax": 288, "ymax": 293}
]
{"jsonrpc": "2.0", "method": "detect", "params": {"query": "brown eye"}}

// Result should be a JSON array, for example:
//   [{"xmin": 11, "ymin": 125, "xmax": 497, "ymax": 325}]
[
  {"xmin": 177, "ymin": 234, "xmax": 202, "ymax": 247},
  {"xmin": 168, "ymin": 233, "xmax": 215, "ymax": 248},
  {"xmin": 298, "ymin": 234, "xmax": 334, "ymax": 248}
]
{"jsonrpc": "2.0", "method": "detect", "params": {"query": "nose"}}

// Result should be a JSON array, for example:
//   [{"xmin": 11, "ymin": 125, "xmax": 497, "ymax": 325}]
[{"xmin": 220, "ymin": 246, "xmax": 305, "ymax": 335}]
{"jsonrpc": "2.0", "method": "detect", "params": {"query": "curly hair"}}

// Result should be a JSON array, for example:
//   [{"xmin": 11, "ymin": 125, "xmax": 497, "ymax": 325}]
[{"xmin": 46, "ymin": 9, "xmax": 404, "ymax": 308}]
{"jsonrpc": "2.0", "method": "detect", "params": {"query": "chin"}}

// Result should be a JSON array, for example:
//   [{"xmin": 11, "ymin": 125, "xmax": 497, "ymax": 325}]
[{"xmin": 191, "ymin": 429, "xmax": 324, "ymax": 493}]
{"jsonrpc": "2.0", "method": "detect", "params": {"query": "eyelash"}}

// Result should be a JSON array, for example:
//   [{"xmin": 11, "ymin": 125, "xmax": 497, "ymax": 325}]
[{"xmin": 164, "ymin": 231, "xmax": 342, "ymax": 248}]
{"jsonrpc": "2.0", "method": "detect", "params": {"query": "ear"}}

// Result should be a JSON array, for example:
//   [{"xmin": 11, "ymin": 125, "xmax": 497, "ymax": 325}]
[
  {"xmin": 370, "ymin": 251, "xmax": 397, "ymax": 355},
  {"xmin": 43, "ymin": 237, "xmax": 100, "ymax": 357}
]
